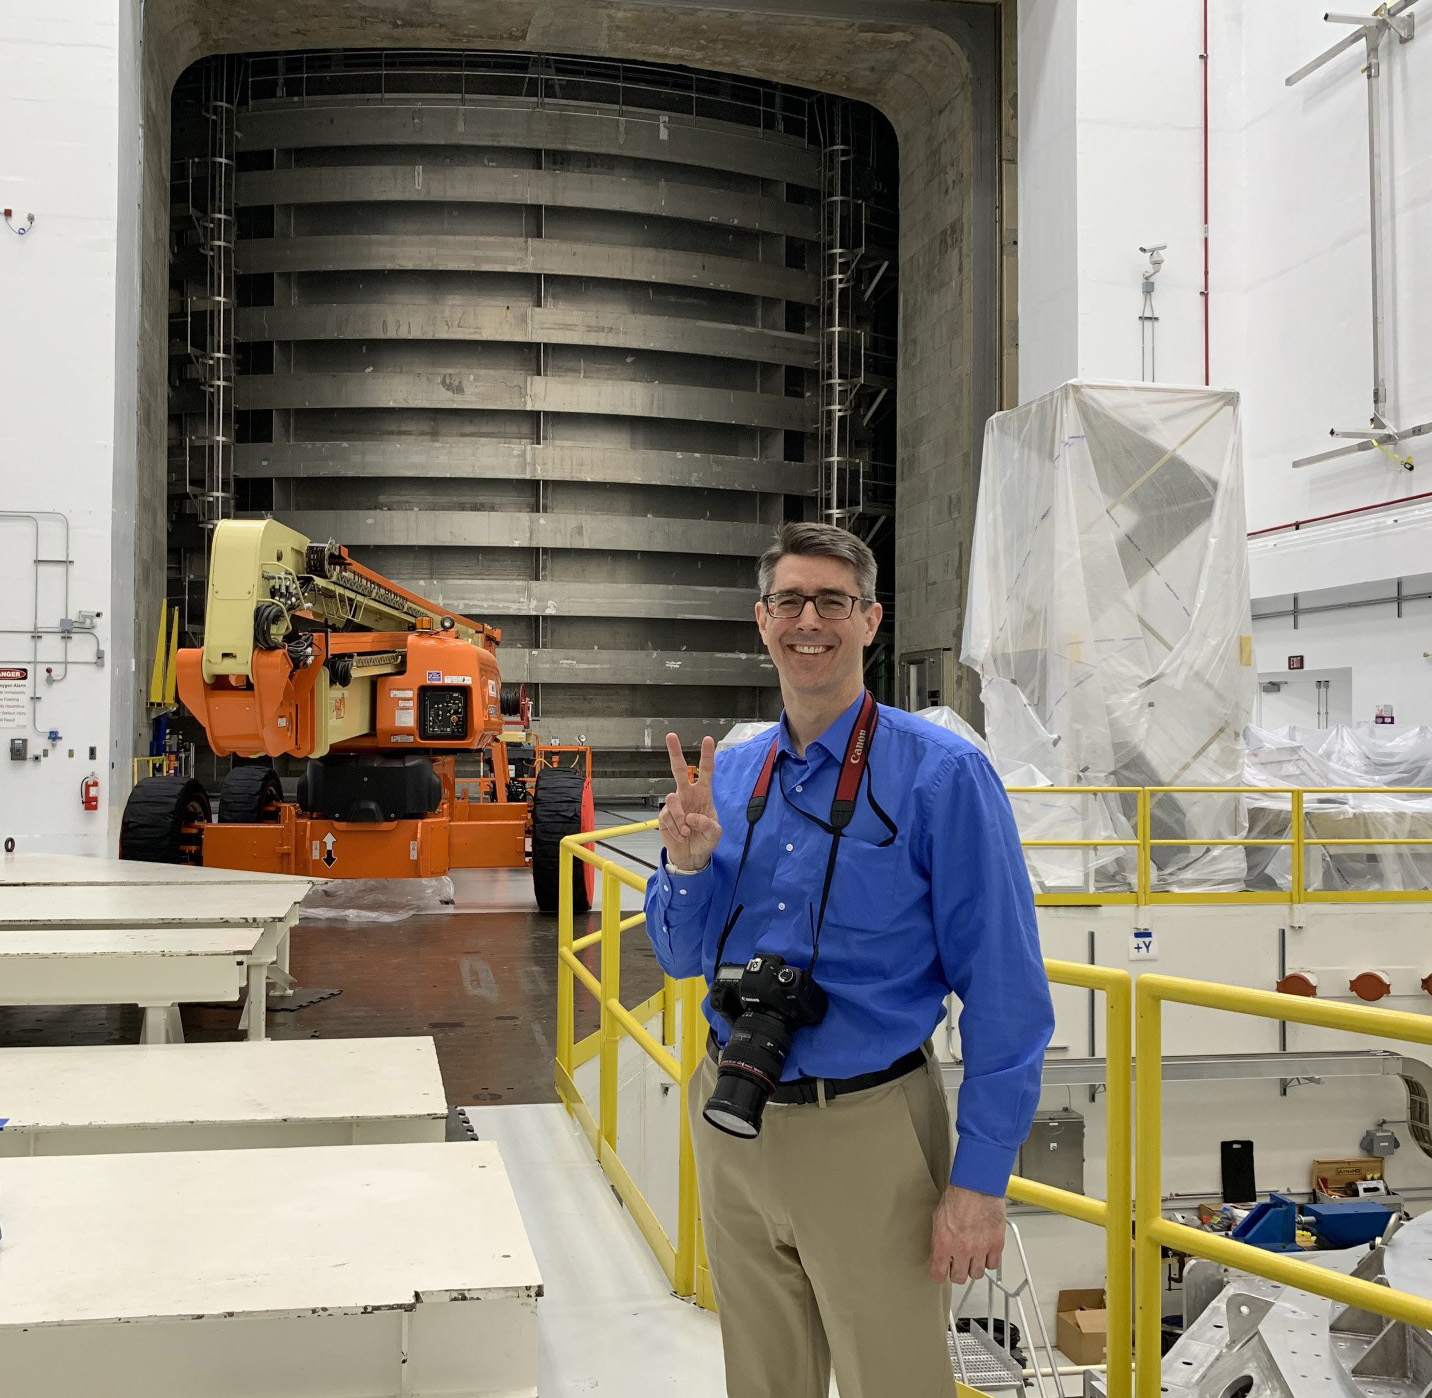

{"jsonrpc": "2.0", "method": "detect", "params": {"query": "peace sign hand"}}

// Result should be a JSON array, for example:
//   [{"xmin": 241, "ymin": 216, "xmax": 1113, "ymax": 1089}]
[{"xmin": 659, "ymin": 732, "xmax": 722, "ymax": 872}]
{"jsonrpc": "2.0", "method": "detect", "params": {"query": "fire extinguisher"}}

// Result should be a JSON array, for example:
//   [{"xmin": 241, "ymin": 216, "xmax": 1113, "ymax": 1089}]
[{"xmin": 81, "ymin": 774, "xmax": 100, "ymax": 812}]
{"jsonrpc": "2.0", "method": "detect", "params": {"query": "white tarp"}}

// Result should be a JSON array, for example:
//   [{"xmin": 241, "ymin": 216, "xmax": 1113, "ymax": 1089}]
[{"xmin": 963, "ymin": 381, "xmax": 1255, "ymax": 892}]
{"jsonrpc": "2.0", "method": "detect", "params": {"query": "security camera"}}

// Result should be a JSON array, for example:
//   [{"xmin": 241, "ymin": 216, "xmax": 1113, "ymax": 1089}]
[{"xmin": 1139, "ymin": 244, "xmax": 1167, "ymax": 284}]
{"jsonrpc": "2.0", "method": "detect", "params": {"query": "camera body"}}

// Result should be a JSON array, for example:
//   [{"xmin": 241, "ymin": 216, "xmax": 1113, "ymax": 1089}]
[
  {"xmin": 708, "ymin": 953, "xmax": 827, "ymax": 1027},
  {"xmin": 703, "ymin": 953, "xmax": 828, "ymax": 1138}
]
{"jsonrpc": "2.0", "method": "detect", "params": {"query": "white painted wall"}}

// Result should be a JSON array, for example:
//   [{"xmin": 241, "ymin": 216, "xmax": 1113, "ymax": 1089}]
[
  {"xmin": 0, "ymin": 1, "xmax": 130, "ymax": 854},
  {"xmin": 1018, "ymin": 0, "xmax": 1432, "ymax": 730},
  {"xmin": 1016, "ymin": 0, "xmax": 1080, "ymax": 400},
  {"xmin": 1254, "ymin": 583, "xmax": 1432, "ymax": 728}
]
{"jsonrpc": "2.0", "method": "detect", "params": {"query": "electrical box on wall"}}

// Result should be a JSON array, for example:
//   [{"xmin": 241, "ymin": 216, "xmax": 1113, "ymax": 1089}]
[
  {"xmin": 9, "ymin": 739, "xmax": 27, "ymax": 761},
  {"xmin": 1017, "ymin": 1108, "xmax": 1085, "ymax": 1195}
]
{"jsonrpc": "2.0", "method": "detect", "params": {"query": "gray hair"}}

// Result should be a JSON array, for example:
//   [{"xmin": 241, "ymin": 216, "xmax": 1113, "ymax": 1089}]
[{"xmin": 756, "ymin": 521, "xmax": 877, "ymax": 603}]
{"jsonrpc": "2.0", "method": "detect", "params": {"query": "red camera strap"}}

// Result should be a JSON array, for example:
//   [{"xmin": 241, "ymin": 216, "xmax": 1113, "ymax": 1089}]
[{"xmin": 714, "ymin": 691, "xmax": 880, "ymax": 972}]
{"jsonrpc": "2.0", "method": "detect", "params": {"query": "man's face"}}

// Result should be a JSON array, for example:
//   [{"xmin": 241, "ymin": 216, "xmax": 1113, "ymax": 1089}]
[{"xmin": 755, "ymin": 554, "xmax": 882, "ymax": 705}]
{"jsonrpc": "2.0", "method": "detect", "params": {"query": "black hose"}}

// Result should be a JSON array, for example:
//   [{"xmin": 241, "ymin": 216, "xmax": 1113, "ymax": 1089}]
[{"xmin": 253, "ymin": 602, "xmax": 287, "ymax": 651}]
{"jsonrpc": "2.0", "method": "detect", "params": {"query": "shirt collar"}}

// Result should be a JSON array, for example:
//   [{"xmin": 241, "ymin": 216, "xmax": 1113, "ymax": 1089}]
[{"xmin": 776, "ymin": 689, "xmax": 869, "ymax": 765}]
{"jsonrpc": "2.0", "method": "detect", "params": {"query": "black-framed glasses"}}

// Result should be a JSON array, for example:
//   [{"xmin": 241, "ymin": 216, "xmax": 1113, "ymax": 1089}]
[{"xmin": 760, "ymin": 590, "xmax": 871, "ymax": 620}]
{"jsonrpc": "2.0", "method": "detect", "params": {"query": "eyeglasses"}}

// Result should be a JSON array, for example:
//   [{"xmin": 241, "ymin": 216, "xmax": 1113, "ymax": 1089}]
[{"xmin": 760, "ymin": 591, "xmax": 871, "ymax": 620}]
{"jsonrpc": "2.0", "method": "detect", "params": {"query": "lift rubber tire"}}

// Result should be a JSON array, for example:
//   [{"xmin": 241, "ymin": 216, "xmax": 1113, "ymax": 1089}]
[
  {"xmin": 218, "ymin": 764, "xmax": 284, "ymax": 824},
  {"xmin": 118, "ymin": 775, "xmax": 212, "ymax": 864},
  {"xmin": 531, "ymin": 765, "xmax": 595, "ymax": 914}
]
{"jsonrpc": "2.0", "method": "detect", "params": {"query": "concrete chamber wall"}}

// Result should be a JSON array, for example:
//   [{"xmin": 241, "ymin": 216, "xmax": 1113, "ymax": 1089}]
[
  {"xmin": 130, "ymin": 1, "xmax": 999, "ymax": 807},
  {"xmin": 179, "ymin": 55, "xmax": 849, "ymax": 789}
]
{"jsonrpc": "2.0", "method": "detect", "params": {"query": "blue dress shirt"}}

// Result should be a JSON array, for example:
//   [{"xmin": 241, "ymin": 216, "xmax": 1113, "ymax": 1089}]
[{"xmin": 644, "ymin": 692, "xmax": 1054, "ymax": 1197}]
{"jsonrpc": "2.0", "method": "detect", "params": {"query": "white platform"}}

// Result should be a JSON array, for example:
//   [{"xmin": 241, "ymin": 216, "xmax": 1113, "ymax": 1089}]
[
  {"xmin": 0, "ymin": 882, "xmax": 307, "ymax": 927},
  {"xmin": 0, "ymin": 852, "xmax": 315, "ymax": 889},
  {"xmin": 0, "ymin": 881, "xmax": 308, "ymax": 1042},
  {"xmin": 0, "ymin": 1140, "xmax": 542, "ymax": 1398},
  {"xmin": 0, "ymin": 925, "xmax": 256, "ymax": 1042},
  {"xmin": 0, "ymin": 1036, "xmax": 447, "ymax": 1155}
]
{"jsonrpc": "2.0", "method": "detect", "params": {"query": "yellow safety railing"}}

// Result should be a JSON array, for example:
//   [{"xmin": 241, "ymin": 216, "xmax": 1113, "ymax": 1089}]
[
  {"xmin": 1007, "ymin": 960, "xmax": 1132, "ymax": 1398},
  {"xmin": 555, "ymin": 809, "xmax": 1432, "ymax": 1395},
  {"xmin": 132, "ymin": 755, "xmax": 178, "ymax": 784},
  {"xmin": 1009, "ymin": 786, "xmax": 1145, "ymax": 906},
  {"xmin": 1008, "ymin": 785, "xmax": 1432, "ymax": 906},
  {"xmin": 553, "ymin": 817, "xmax": 711, "ymax": 1301},
  {"xmin": 1134, "ymin": 973, "xmax": 1432, "ymax": 1398},
  {"xmin": 555, "ymin": 820, "xmax": 1134, "ymax": 1365}
]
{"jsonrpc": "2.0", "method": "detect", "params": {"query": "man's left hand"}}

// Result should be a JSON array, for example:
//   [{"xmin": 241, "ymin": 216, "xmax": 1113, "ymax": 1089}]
[{"xmin": 928, "ymin": 1185, "xmax": 1006, "ymax": 1283}]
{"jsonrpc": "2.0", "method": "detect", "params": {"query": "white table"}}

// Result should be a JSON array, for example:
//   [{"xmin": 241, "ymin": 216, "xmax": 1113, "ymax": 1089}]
[
  {"xmin": 0, "ymin": 883, "xmax": 309, "ymax": 1042},
  {"xmin": 0, "ymin": 1037, "xmax": 447, "ymax": 1156},
  {"xmin": 0, "ymin": 926, "xmax": 256, "ymax": 1043},
  {"xmin": 0, "ymin": 852, "xmax": 316, "ymax": 889},
  {"xmin": 0, "ymin": 1141, "xmax": 542, "ymax": 1398}
]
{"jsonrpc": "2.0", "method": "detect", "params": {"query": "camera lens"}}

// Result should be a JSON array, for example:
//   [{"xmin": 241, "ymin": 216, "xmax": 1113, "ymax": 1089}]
[{"xmin": 703, "ymin": 1010, "xmax": 793, "ymax": 1138}]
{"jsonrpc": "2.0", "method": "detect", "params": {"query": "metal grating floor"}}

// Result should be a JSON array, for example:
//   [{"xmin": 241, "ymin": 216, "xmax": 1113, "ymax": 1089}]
[{"xmin": 947, "ymin": 1325, "xmax": 1025, "ymax": 1394}]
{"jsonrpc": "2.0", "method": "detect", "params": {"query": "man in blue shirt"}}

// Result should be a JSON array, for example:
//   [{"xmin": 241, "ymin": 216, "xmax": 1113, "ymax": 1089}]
[{"xmin": 645, "ymin": 521, "xmax": 1054, "ymax": 1398}]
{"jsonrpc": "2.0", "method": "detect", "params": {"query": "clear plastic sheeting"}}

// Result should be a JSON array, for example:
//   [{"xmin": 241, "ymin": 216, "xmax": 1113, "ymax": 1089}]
[
  {"xmin": 963, "ymin": 380, "xmax": 1255, "ymax": 894},
  {"xmin": 716, "ymin": 721, "xmax": 777, "ymax": 752},
  {"xmin": 1244, "ymin": 724, "xmax": 1432, "ymax": 893},
  {"xmin": 300, "ymin": 876, "xmax": 456, "ymax": 923}
]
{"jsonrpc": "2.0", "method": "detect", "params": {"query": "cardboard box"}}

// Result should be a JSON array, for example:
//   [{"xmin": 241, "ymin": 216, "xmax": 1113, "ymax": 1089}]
[
  {"xmin": 1056, "ymin": 1289, "xmax": 1108, "ymax": 1365},
  {"xmin": 1312, "ymin": 1156, "xmax": 1385, "ymax": 1196}
]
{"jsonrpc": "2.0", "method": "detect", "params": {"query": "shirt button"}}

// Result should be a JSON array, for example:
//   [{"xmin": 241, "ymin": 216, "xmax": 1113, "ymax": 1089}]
[
  {"xmin": 785, "ymin": 843, "xmax": 794, "ymax": 852},
  {"xmin": 663, "ymin": 884, "xmax": 670, "ymax": 892},
  {"xmin": 778, "ymin": 902, "xmax": 786, "ymax": 911},
  {"xmin": 795, "ymin": 784, "xmax": 804, "ymax": 792},
  {"xmin": 679, "ymin": 888, "xmax": 687, "ymax": 895}
]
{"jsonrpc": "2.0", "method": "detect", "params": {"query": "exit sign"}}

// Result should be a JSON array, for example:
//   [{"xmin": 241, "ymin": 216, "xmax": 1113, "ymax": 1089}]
[{"xmin": 1288, "ymin": 655, "xmax": 1305, "ymax": 670}]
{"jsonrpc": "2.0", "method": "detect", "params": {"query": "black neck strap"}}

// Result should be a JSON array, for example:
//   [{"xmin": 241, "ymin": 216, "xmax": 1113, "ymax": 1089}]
[{"xmin": 713, "ymin": 690, "xmax": 882, "ymax": 973}]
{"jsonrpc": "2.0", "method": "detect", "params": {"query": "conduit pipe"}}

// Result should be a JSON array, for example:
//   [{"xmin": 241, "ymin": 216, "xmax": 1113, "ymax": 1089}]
[
  {"xmin": 1201, "ymin": 0, "xmax": 1211, "ymax": 385},
  {"xmin": 1248, "ymin": 490, "xmax": 1432, "ymax": 539}
]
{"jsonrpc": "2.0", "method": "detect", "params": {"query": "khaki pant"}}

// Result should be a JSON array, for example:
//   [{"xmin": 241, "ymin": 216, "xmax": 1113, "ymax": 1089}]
[{"xmin": 688, "ymin": 1045, "xmax": 956, "ymax": 1398}]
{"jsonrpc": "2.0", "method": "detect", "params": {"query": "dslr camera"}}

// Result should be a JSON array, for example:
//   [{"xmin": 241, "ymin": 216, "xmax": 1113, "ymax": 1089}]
[{"xmin": 703, "ymin": 953, "xmax": 828, "ymax": 1138}]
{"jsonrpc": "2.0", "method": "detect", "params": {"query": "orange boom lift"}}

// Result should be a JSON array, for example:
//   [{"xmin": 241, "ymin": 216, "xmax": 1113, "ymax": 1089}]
[{"xmin": 120, "ymin": 519, "xmax": 593, "ymax": 910}]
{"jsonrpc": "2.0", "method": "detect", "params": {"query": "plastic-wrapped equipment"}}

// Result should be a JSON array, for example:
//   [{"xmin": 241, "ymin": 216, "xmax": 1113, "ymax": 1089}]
[
  {"xmin": 963, "ymin": 381, "xmax": 1255, "ymax": 893},
  {"xmin": 1244, "ymin": 724, "xmax": 1432, "ymax": 893}
]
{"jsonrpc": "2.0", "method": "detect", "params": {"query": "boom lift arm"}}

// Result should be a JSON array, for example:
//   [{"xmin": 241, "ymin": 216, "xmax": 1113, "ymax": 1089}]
[{"xmin": 121, "ymin": 518, "xmax": 591, "ymax": 908}]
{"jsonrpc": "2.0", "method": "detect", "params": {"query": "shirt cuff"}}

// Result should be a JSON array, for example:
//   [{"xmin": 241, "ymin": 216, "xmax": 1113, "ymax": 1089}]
[{"xmin": 950, "ymin": 1137, "xmax": 1019, "ymax": 1198}]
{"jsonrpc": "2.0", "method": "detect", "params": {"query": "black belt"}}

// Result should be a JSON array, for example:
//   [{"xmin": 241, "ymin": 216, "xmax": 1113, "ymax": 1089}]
[{"xmin": 706, "ymin": 1030, "xmax": 926, "ymax": 1105}]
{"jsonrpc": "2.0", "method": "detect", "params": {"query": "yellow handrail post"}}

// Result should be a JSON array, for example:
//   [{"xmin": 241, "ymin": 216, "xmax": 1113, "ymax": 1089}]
[
  {"xmin": 598, "ymin": 864, "xmax": 623, "ymax": 1153},
  {"xmin": 1291, "ymin": 787, "xmax": 1305, "ymax": 903},
  {"xmin": 555, "ymin": 838, "xmax": 576, "ymax": 1097},
  {"xmin": 662, "ymin": 973, "xmax": 677, "ymax": 1048},
  {"xmin": 674, "ymin": 975, "xmax": 704, "ymax": 1297},
  {"xmin": 1104, "ymin": 971, "xmax": 1133, "ymax": 1398},
  {"xmin": 1134, "ymin": 984, "xmax": 1164, "ymax": 1398},
  {"xmin": 1136, "ymin": 786, "xmax": 1151, "ymax": 905}
]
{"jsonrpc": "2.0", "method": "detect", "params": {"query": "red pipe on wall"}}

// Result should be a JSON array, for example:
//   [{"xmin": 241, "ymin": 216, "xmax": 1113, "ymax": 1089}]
[
  {"xmin": 1201, "ymin": 0, "xmax": 1211, "ymax": 386},
  {"xmin": 1248, "ymin": 491, "xmax": 1432, "ymax": 539}
]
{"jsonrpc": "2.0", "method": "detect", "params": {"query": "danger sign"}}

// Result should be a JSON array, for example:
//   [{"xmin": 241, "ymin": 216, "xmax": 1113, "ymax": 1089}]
[{"xmin": 0, "ymin": 667, "xmax": 28, "ymax": 728}]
